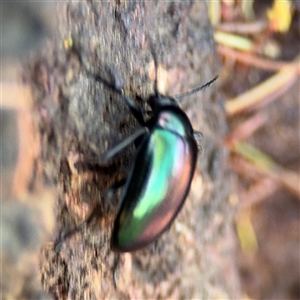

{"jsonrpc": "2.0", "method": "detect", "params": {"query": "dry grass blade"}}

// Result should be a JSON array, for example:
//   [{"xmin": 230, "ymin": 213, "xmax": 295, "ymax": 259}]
[
  {"xmin": 235, "ymin": 209, "xmax": 258, "ymax": 253},
  {"xmin": 225, "ymin": 112, "xmax": 267, "ymax": 147},
  {"xmin": 214, "ymin": 31, "xmax": 254, "ymax": 51},
  {"xmin": 238, "ymin": 177, "xmax": 279, "ymax": 209},
  {"xmin": 217, "ymin": 45, "xmax": 295, "ymax": 71},
  {"xmin": 216, "ymin": 20, "xmax": 267, "ymax": 34},
  {"xmin": 226, "ymin": 55, "xmax": 300, "ymax": 116},
  {"xmin": 232, "ymin": 142, "xmax": 300, "ymax": 198},
  {"xmin": 229, "ymin": 154, "xmax": 280, "ymax": 208}
]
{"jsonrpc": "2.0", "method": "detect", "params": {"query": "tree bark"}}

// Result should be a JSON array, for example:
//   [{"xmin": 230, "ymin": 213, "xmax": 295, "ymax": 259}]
[{"xmin": 28, "ymin": 1, "xmax": 242, "ymax": 299}]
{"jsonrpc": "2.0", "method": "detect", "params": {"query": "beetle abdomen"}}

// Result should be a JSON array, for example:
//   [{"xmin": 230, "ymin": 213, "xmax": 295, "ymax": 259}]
[{"xmin": 111, "ymin": 127, "xmax": 198, "ymax": 252}]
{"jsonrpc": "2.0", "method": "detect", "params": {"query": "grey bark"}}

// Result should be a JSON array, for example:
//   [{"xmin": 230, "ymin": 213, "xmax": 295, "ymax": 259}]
[{"xmin": 27, "ymin": 1, "xmax": 242, "ymax": 299}]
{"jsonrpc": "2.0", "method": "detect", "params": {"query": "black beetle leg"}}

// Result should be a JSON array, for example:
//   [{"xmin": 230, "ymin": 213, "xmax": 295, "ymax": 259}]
[
  {"xmin": 193, "ymin": 131, "xmax": 203, "ymax": 153},
  {"xmin": 196, "ymin": 144, "xmax": 203, "ymax": 153},
  {"xmin": 123, "ymin": 94, "xmax": 147, "ymax": 126},
  {"xmin": 105, "ymin": 178, "xmax": 126, "ymax": 203},
  {"xmin": 91, "ymin": 72, "xmax": 146, "ymax": 125},
  {"xmin": 54, "ymin": 178, "xmax": 127, "ymax": 253},
  {"xmin": 193, "ymin": 130, "xmax": 203, "ymax": 140},
  {"xmin": 54, "ymin": 201, "xmax": 103, "ymax": 252},
  {"xmin": 113, "ymin": 253, "xmax": 120, "ymax": 289},
  {"xmin": 103, "ymin": 127, "xmax": 149, "ymax": 162}
]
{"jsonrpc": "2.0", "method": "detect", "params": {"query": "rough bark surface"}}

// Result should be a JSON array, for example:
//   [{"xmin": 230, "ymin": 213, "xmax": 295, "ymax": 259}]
[{"xmin": 27, "ymin": 1, "xmax": 241, "ymax": 299}]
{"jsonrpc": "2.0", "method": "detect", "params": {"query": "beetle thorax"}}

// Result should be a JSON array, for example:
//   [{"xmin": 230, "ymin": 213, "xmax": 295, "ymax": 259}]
[{"xmin": 157, "ymin": 110, "xmax": 189, "ymax": 136}]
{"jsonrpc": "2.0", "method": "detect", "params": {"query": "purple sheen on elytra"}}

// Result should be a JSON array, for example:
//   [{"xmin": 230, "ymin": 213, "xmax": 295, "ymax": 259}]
[{"xmin": 111, "ymin": 120, "xmax": 197, "ymax": 252}]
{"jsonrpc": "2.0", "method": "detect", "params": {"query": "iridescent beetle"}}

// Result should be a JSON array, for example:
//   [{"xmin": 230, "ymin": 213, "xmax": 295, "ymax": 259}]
[{"xmin": 56, "ymin": 47, "xmax": 217, "ymax": 252}]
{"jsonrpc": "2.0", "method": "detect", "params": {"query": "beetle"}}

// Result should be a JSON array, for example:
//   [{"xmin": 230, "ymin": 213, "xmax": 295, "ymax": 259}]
[
  {"xmin": 55, "ymin": 47, "xmax": 217, "ymax": 253},
  {"xmin": 109, "ymin": 94, "xmax": 199, "ymax": 252},
  {"xmin": 102, "ymin": 49, "xmax": 217, "ymax": 252}
]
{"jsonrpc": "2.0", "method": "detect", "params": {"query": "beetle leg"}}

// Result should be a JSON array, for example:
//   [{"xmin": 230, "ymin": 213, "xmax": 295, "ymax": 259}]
[
  {"xmin": 193, "ymin": 131, "xmax": 203, "ymax": 140},
  {"xmin": 103, "ymin": 127, "xmax": 149, "ymax": 162},
  {"xmin": 55, "ymin": 205, "xmax": 99, "ymax": 252},
  {"xmin": 133, "ymin": 132, "xmax": 147, "ymax": 148},
  {"xmin": 196, "ymin": 143, "xmax": 203, "ymax": 153},
  {"xmin": 54, "ymin": 178, "xmax": 126, "ymax": 253},
  {"xmin": 193, "ymin": 131, "xmax": 203, "ymax": 153},
  {"xmin": 105, "ymin": 178, "xmax": 126, "ymax": 202},
  {"xmin": 122, "ymin": 94, "xmax": 147, "ymax": 125},
  {"xmin": 54, "ymin": 225, "xmax": 81, "ymax": 252},
  {"xmin": 89, "ymin": 71, "xmax": 146, "ymax": 125},
  {"xmin": 113, "ymin": 253, "xmax": 120, "ymax": 289}
]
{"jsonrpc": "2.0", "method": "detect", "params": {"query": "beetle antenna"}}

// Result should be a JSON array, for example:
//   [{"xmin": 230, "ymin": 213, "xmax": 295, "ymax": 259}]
[
  {"xmin": 93, "ymin": 73, "xmax": 124, "ymax": 96},
  {"xmin": 72, "ymin": 46, "xmax": 125, "ymax": 98},
  {"xmin": 174, "ymin": 76, "xmax": 218, "ymax": 100},
  {"xmin": 149, "ymin": 43, "xmax": 159, "ymax": 97}
]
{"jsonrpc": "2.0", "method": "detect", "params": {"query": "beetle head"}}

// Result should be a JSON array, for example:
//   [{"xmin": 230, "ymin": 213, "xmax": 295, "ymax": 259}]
[{"xmin": 148, "ymin": 94, "xmax": 179, "ymax": 112}]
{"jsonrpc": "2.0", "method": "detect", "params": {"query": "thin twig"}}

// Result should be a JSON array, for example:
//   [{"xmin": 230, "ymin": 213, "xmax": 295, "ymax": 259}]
[
  {"xmin": 225, "ymin": 112, "xmax": 267, "ymax": 147},
  {"xmin": 232, "ymin": 142, "xmax": 300, "ymax": 199},
  {"xmin": 238, "ymin": 177, "xmax": 279, "ymax": 209},
  {"xmin": 217, "ymin": 45, "xmax": 294, "ymax": 71},
  {"xmin": 216, "ymin": 20, "xmax": 268, "ymax": 34},
  {"xmin": 226, "ymin": 55, "xmax": 300, "ymax": 116}
]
